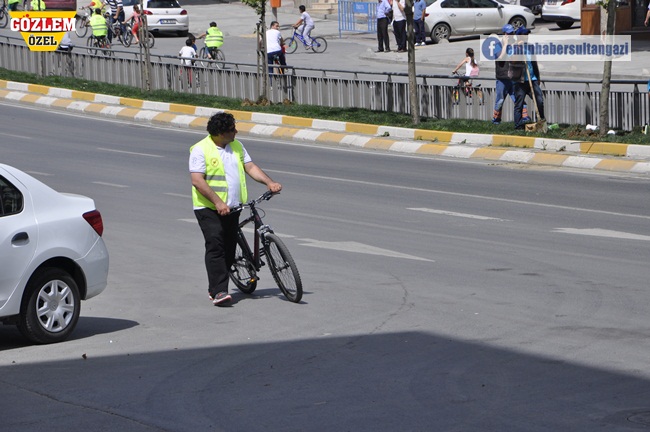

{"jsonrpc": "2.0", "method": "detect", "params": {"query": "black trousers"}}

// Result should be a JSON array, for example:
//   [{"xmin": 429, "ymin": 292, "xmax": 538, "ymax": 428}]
[
  {"xmin": 392, "ymin": 19, "xmax": 406, "ymax": 51},
  {"xmin": 195, "ymin": 208, "xmax": 240, "ymax": 298},
  {"xmin": 377, "ymin": 17, "xmax": 390, "ymax": 52}
]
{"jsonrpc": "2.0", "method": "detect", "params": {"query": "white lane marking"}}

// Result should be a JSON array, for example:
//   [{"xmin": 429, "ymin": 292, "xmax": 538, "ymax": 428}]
[
  {"xmin": 267, "ymin": 169, "xmax": 650, "ymax": 221},
  {"xmin": 553, "ymin": 228, "xmax": 650, "ymax": 242},
  {"xmin": 297, "ymin": 238, "xmax": 434, "ymax": 262},
  {"xmin": 92, "ymin": 181, "xmax": 129, "ymax": 188},
  {"xmin": 25, "ymin": 171, "xmax": 52, "ymax": 176},
  {"xmin": 179, "ymin": 218, "xmax": 197, "ymax": 223},
  {"xmin": 408, "ymin": 207, "xmax": 510, "ymax": 221},
  {"xmin": 0, "ymin": 132, "xmax": 32, "ymax": 140},
  {"xmin": 97, "ymin": 147, "xmax": 163, "ymax": 158},
  {"xmin": 165, "ymin": 193, "xmax": 188, "ymax": 198}
]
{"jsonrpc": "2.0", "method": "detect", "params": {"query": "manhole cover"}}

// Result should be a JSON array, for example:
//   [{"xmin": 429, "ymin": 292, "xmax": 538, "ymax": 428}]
[{"xmin": 628, "ymin": 411, "xmax": 650, "ymax": 426}]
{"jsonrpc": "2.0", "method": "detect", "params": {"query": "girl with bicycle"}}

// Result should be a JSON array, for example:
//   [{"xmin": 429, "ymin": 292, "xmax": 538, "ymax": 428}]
[
  {"xmin": 124, "ymin": 4, "xmax": 141, "ymax": 45},
  {"xmin": 452, "ymin": 47, "xmax": 479, "ymax": 97}
]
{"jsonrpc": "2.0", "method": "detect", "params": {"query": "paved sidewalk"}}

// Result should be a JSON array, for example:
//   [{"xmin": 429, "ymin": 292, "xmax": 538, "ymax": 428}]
[{"xmin": 2, "ymin": 80, "xmax": 649, "ymax": 175}]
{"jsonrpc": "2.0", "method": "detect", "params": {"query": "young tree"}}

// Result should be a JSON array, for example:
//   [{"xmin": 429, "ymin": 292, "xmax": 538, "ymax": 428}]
[
  {"xmin": 598, "ymin": 0, "xmax": 616, "ymax": 136},
  {"xmin": 241, "ymin": 0, "xmax": 269, "ymax": 101}
]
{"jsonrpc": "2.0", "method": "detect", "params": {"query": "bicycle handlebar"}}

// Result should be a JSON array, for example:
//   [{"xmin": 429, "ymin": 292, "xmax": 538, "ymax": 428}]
[{"xmin": 229, "ymin": 190, "xmax": 277, "ymax": 213}]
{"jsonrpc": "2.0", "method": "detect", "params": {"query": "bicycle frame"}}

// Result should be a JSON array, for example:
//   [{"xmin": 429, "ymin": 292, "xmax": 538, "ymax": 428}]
[{"xmin": 232, "ymin": 191, "xmax": 274, "ymax": 272}]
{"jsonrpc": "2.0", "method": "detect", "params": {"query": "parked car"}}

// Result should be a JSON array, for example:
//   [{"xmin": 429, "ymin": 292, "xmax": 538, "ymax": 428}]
[
  {"xmin": 424, "ymin": 0, "xmax": 536, "ymax": 43},
  {"xmin": 122, "ymin": 0, "xmax": 189, "ymax": 36},
  {"xmin": 502, "ymin": 0, "xmax": 543, "ymax": 15},
  {"xmin": 0, "ymin": 164, "xmax": 109, "ymax": 344},
  {"xmin": 542, "ymin": 0, "xmax": 581, "ymax": 29}
]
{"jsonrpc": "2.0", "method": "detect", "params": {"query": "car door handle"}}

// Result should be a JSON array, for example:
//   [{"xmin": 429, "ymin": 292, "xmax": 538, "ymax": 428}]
[{"xmin": 11, "ymin": 232, "xmax": 29, "ymax": 244}]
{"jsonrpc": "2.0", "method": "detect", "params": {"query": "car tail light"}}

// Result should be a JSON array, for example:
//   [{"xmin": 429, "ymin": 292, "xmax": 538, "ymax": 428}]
[
  {"xmin": 83, "ymin": 210, "xmax": 104, "ymax": 236},
  {"xmin": 180, "ymin": 9, "xmax": 187, "ymax": 15},
  {"xmin": 560, "ymin": 0, "xmax": 575, "ymax": 4},
  {"xmin": 143, "ymin": 9, "xmax": 152, "ymax": 14}
]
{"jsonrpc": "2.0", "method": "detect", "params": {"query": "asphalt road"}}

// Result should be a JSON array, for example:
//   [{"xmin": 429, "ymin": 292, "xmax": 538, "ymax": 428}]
[{"xmin": 1, "ymin": 101, "xmax": 650, "ymax": 430}]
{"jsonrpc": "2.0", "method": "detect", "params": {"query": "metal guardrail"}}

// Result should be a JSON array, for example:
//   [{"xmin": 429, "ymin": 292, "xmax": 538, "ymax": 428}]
[{"xmin": 1, "ymin": 37, "xmax": 649, "ymax": 130}]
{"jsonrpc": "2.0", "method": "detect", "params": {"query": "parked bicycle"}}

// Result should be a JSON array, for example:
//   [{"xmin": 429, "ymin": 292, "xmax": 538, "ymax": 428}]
[
  {"xmin": 285, "ymin": 28, "xmax": 327, "ymax": 54},
  {"xmin": 229, "ymin": 191, "xmax": 302, "ymax": 303},
  {"xmin": 0, "ymin": 2, "xmax": 9, "ymax": 29},
  {"xmin": 197, "ymin": 42, "xmax": 225, "ymax": 69},
  {"xmin": 86, "ymin": 34, "xmax": 113, "ymax": 57},
  {"xmin": 451, "ymin": 71, "xmax": 483, "ymax": 105},
  {"xmin": 75, "ymin": 7, "xmax": 92, "ymax": 37}
]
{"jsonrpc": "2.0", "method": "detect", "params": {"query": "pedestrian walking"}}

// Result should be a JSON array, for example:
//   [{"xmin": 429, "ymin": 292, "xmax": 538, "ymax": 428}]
[{"xmin": 376, "ymin": 0, "xmax": 392, "ymax": 52}]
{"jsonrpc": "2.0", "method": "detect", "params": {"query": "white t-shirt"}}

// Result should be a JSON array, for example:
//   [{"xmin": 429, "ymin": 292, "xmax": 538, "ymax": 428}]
[
  {"xmin": 189, "ymin": 141, "xmax": 252, "ymax": 208},
  {"xmin": 266, "ymin": 28, "xmax": 283, "ymax": 53},
  {"xmin": 393, "ymin": 0, "xmax": 406, "ymax": 22},
  {"xmin": 179, "ymin": 46, "xmax": 196, "ymax": 66},
  {"xmin": 301, "ymin": 11, "xmax": 314, "ymax": 27}
]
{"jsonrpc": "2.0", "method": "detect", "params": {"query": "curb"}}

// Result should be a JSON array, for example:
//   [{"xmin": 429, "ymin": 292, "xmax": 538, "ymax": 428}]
[{"xmin": 1, "ymin": 80, "xmax": 649, "ymax": 175}]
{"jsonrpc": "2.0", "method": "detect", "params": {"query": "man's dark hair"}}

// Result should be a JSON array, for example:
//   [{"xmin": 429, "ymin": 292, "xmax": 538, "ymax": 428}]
[
  {"xmin": 207, "ymin": 112, "xmax": 236, "ymax": 136},
  {"xmin": 299, "ymin": 5, "xmax": 306, "ymax": 12},
  {"xmin": 210, "ymin": 21, "xmax": 217, "ymax": 27}
]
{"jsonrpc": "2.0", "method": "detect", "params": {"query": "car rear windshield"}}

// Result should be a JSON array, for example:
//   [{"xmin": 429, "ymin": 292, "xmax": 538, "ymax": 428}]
[{"xmin": 148, "ymin": 0, "xmax": 181, "ymax": 8}]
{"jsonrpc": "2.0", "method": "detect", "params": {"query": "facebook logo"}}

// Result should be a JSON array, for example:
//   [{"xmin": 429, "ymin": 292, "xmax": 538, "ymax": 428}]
[{"xmin": 481, "ymin": 36, "xmax": 502, "ymax": 61}]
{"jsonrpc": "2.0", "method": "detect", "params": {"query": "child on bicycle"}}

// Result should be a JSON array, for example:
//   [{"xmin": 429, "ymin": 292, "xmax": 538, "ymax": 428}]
[
  {"xmin": 452, "ymin": 47, "xmax": 479, "ymax": 96},
  {"xmin": 197, "ymin": 21, "xmax": 224, "ymax": 60},
  {"xmin": 292, "ymin": 5, "xmax": 314, "ymax": 47},
  {"xmin": 124, "ymin": 4, "xmax": 141, "ymax": 45}
]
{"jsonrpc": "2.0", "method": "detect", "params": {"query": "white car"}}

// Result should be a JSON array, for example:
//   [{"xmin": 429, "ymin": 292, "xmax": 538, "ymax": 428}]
[
  {"xmin": 0, "ymin": 164, "xmax": 109, "ymax": 344},
  {"xmin": 123, "ymin": 0, "xmax": 190, "ymax": 36},
  {"xmin": 425, "ymin": 0, "xmax": 536, "ymax": 43},
  {"xmin": 542, "ymin": 0, "xmax": 580, "ymax": 29}
]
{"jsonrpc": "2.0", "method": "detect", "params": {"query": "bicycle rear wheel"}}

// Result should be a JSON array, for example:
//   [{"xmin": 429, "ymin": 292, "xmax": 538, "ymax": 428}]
[
  {"xmin": 285, "ymin": 37, "xmax": 297, "ymax": 54},
  {"xmin": 229, "ymin": 235, "xmax": 258, "ymax": 294},
  {"xmin": 75, "ymin": 17, "xmax": 89, "ymax": 37},
  {"xmin": 214, "ymin": 49, "xmax": 226, "ymax": 69},
  {"xmin": 264, "ymin": 233, "xmax": 302, "ymax": 303},
  {"xmin": 0, "ymin": 9, "xmax": 8, "ymax": 29},
  {"xmin": 86, "ymin": 35, "xmax": 97, "ymax": 55},
  {"xmin": 143, "ymin": 31, "xmax": 154, "ymax": 48},
  {"xmin": 310, "ymin": 37, "xmax": 327, "ymax": 53}
]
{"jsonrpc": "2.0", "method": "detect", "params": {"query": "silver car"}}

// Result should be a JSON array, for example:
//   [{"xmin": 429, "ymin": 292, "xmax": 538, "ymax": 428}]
[
  {"xmin": 425, "ymin": 0, "xmax": 536, "ymax": 43},
  {"xmin": 0, "ymin": 164, "xmax": 109, "ymax": 344}
]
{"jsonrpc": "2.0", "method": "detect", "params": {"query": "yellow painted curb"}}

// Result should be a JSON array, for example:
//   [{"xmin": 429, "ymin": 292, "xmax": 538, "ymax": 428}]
[
  {"xmin": 190, "ymin": 117, "xmax": 207, "ymax": 129},
  {"xmin": 416, "ymin": 143, "xmax": 449, "ymax": 155},
  {"xmin": 415, "ymin": 130, "xmax": 454, "ymax": 143},
  {"xmin": 152, "ymin": 112, "xmax": 177, "ymax": 124},
  {"xmin": 492, "ymin": 134, "xmax": 535, "ymax": 148},
  {"xmin": 120, "ymin": 97, "xmax": 144, "ymax": 109},
  {"xmin": 364, "ymin": 138, "xmax": 396, "ymax": 150},
  {"xmin": 595, "ymin": 159, "xmax": 638, "ymax": 171},
  {"xmin": 169, "ymin": 103, "xmax": 197, "ymax": 115},
  {"xmin": 346, "ymin": 122, "xmax": 379, "ymax": 135},
  {"xmin": 530, "ymin": 153, "xmax": 570, "ymax": 166},
  {"xmin": 84, "ymin": 103, "xmax": 109, "ymax": 113},
  {"xmin": 471, "ymin": 147, "xmax": 509, "ymax": 160},
  {"xmin": 116, "ymin": 108, "xmax": 142, "ymax": 119},
  {"xmin": 315, "ymin": 131, "xmax": 348, "ymax": 144},
  {"xmin": 51, "ymin": 99, "xmax": 72, "ymax": 108},
  {"xmin": 282, "ymin": 116, "xmax": 313, "ymax": 128},
  {"xmin": 580, "ymin": 142, "xmax": 628, "ymax": 156},
  {"xmin": 71, "ymin": 90, "xmax": 97, "ymax": 102},
  {"xmin": 26, "ymin": 84, "xmax": 50, "ymax": 95},
  {"xmin": 228, "ymin": 110, "xmax": 253, "ymax": 122},
  {"xmin": 273, "ymin": 127, "xmax": 302, "ymax": 139}
]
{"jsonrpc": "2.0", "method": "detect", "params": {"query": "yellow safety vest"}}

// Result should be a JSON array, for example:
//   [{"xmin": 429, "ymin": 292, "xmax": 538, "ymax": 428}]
[
  {"xmin": 8, "ymin": 0, "xmax": 20, "ymax": 6},
  {"xmin": 90, "ymin": 13, "xmax": 108, "ymax": 37},
  {"xmin": 30, "ymin": 0, "xmax": 46, "ymax": 10},
  {"xmin": 205, "ymin": 27, "xmax": 224, "ymax": 48},
  {"xmin": 190, "ymin": 136, "xmax": 247, "ymax": 209}
]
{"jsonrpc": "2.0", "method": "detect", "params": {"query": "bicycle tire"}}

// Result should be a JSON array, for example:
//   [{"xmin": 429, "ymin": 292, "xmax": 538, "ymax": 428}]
[
  {"xmin": 229, "ymin": 234, "xmax": 258, "ymax": 294},
  {"xmin": 310, "ymin": 37, "xmax": 327, "ymax": 53},
  {"xmin": 285, "ymin": 37, "xmax": 297, "ymax": 54},
  {"xmin": 86, "ymin": 35, "xmax": 97, "ymax": 55},
  {"xmin": 122, "ymin": 25, "xmax": 133, "ymax": 47},
  {"xmin": 0, "ymin": 9, "xmax": 8, "ymax": 29},
  {"xmin": 75, "ymin": 17, "xmax": 88, "ymax": 37},
  {"xmin": 215, "ymin": 49, "xmax": 226, "ymax": 69},
  {"xmin": 144, "ymin": 31, "xmax": 154, "ymax": 49},
  {"xmin": 264, "ymin": 233, "xmax": 302, "ymax": 303},
  {"xmin": 198, "ymin": 47, "xmax": 209, "ymax": 67}
]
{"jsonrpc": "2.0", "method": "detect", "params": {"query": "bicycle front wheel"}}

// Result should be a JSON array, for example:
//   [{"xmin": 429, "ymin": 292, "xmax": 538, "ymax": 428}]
[
  {"xmin": 230, "ymin": 236, "xmax": 258, "ymax": 294},
  {"xmin": 75, "ymin": 17, "xmax": 89, "ymax": 37},
  {"xmin": 310, "ymin": 37, "xmax": 327, "ymax": 53},
  {"xmin": 264, "ymin": 233, "xmax": 302, "ymax": 303},
  {"xmin": 215, "ymin": 49, "xmax": 226, "ymax": 69},
  {"xmin": 285, "ymin": 37, "xmax": 297, "ymax": 54}
]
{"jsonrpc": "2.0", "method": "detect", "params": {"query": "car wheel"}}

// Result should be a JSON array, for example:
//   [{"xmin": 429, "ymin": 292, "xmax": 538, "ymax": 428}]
[
  {"xmin": 431, "ymin": 23, "xmax": 450, "ymax": 44},
  {"xmin": 177, "ymin": 30, "xmax": 189, "ymax": 37},
  {"xmin": 509, "ymin": 16, "xmax": 527, "ymax": 30},
  {"xmin": 17, "ymin": 268, "xmax": 81, "ymax": 344},
  {"xmin": 557, "ymin": 21, "xmax": 573, "ymax": 29}
]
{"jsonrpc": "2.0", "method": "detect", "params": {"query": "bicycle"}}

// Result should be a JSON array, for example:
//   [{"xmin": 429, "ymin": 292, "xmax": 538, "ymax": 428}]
[
  {"xmin": 451, "ymin": 71, "xmax": 483, "ymax": 105},
  {"xmin": 0, "ymin": 2, "xmax": 9, "ymax": 29},
  {"xmin": 285, "ymin": 28, "xmax": 327, "ymax": 54},
  {"xmin": 86, "ymin": 34, "xmax": 113, "ymax": 57},
  {"xmin": 197, "ymin": 43, "xmax": 225, "ymax": 69},
  {"xmin": 75, "ymin": 7, "xmax": 92, "ymax": 37},
  {"xmin": 229, "ymin": 191, "xmax": 302, "ymax": 303},
  {"xmin": 128, "ymin": 18, "xmax": 155, "ymax": 49},
  {"xmin": 107, "ymin": 15, "xmax": 132, "ymax": 47}
]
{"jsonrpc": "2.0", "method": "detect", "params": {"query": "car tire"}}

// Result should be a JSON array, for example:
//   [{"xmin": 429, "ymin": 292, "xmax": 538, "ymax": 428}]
[
  {"xmin": 17, "ymin": 268, "xmax": 81, "ymax": 344},
  {"xmin": 431, "ymin": 23, "xmax": 450, "ymax": 44},
  {"xmin": 508, "ymin": 16, "xmax": 527, "ymax": 30},
  {"xmin": 178, "ymin": 30, "xmax": 188, "ymax": 37},
  {"xmin": 557, "ymin": 21, "xmax": 573, "ymax": 29}
]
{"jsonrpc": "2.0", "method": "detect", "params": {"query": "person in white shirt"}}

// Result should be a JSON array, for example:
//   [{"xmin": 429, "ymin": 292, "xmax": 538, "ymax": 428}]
[
  {"xmin": 179, "ymin": 38, "xmax": 197, "ymax": 86},
  {"xmin": 292, "ymin": 5, "xmax": 314, "ymax": 47},
  {"xmin": 392, "ymin": 0, "xmax": 406, "ymax": 52},
  {"xmin": 264, "ymin": 21, "xmax": 286, "ymax": 74}
]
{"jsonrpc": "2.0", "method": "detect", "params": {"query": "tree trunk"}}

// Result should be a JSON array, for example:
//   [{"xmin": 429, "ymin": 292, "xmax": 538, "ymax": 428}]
[
  {"xmin": 405, "ymin": 0, "xmax": 420, "ymax": 125},
  {"xmin": 598, "ymin": 0, "xmax": 616, "ymax": 136}
]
